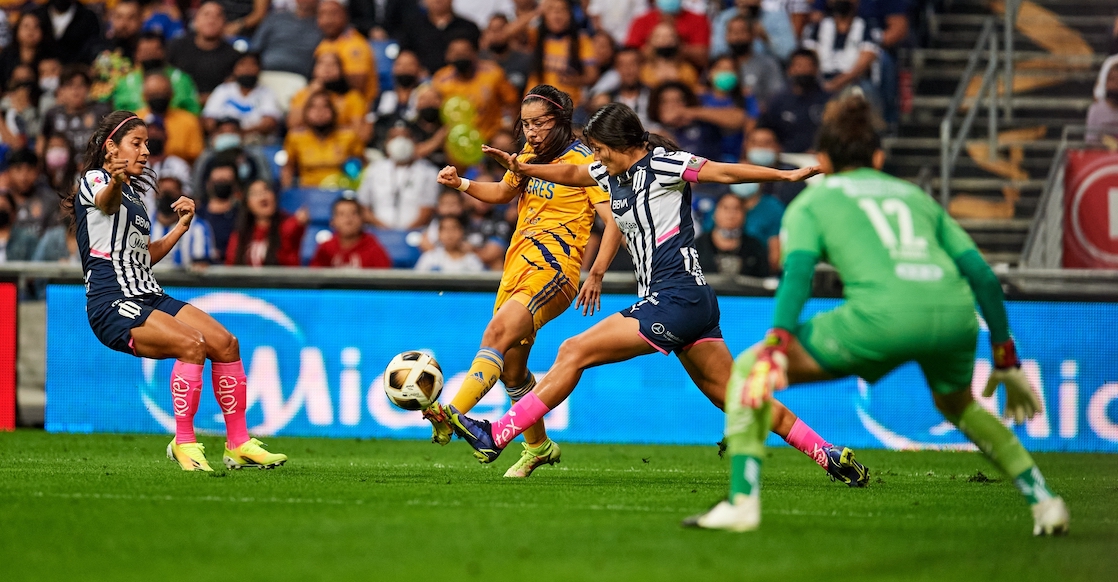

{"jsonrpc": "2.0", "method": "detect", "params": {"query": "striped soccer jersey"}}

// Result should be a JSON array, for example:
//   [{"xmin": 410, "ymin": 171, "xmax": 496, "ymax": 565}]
[
  {"xmin": 589, "ymin": 149, "xmax": 708, "ymax": 297},
  {"xmin": 76, "ymin": 170, "xmax": 162, "ymax": 299}
]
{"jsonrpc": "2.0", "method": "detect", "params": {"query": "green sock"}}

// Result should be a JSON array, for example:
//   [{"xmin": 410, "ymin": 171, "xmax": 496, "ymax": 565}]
[
  {"xmin": 955, "ymin": 402, "xmax": 1055, "ymax": 504},
  {"xmin": 724, "ymin": 348, "xmax": 772, "ymax": 501}
]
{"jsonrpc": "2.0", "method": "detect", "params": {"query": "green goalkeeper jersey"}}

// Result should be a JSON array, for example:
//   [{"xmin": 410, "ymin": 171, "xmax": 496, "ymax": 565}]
[{"xmin": 781, "ymin": 168, "xmax": 978, "ymax": 310}]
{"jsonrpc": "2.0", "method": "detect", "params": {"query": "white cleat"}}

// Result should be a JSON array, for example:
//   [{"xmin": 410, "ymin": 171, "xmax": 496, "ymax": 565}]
[
  {"xmin": 681, "ymin": 494, "xmax": 760, "ymax": 532},
  {"xmin": 1031, "ymin": 496, "xmax": 1070, "ymax": 537}
]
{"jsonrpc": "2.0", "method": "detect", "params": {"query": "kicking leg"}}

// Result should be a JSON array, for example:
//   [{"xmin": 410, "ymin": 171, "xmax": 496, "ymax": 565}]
[
  {"xmin": 500, "ymin": 344, "xmax": 561, "ymax": 478},
  {"xmin": 933, "ymin": 389, "xmax": 1068, "ymax": 536},
  {"xmin": 441, "ymin": 313, "xmax": 654, "ymax": 463}
]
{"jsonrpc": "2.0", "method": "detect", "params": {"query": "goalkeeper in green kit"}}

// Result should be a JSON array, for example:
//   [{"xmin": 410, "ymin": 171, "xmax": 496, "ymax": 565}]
[{"xmin": 684, "ymin": 94, "xmax": 1069, "ymax": 536}]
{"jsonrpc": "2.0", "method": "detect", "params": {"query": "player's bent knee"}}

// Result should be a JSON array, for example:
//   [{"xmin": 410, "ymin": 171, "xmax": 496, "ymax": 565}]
[
  {"xmin": 214, "ymin": 332, "xmax": 239, "ymax": 361},
  {"xmin": 180, "ymin": 331, "xmax": 207, "ymax": 364}
]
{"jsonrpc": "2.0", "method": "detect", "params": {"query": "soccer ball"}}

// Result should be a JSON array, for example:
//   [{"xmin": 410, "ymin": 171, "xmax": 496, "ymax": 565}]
[{"xmin": 383, "ymin": 351, "xmax": 444, "ymax": 411}]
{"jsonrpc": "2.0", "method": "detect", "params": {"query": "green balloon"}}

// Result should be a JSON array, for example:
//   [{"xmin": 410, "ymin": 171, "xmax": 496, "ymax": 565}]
[
  {"xmin": 446, "ymin": 124, "xmax": 483, "ymax": 166},
  {"xmin": 441, "ymin": 96, "xmax": 477, "ymax": 126}
]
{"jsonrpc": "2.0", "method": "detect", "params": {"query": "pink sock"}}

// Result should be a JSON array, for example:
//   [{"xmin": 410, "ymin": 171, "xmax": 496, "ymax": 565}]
[
  {"xmin": 171, "ymin": 361, "xmax": 204, "ymax": 444},
  {"xmin": 213, "ymin": 360, "xmax": 250, "ymax": 449},
  {"xmin": 492, "ymin": 392, "xmax": 551, "ymax": 448},
  {"xmin": 786, "ymin": 419, "xmax": 832, "ymax": 469}
]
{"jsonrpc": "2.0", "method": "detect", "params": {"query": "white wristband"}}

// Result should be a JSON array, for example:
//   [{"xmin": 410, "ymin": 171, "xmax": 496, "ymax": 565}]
[{"xmin": 455, "ymin": 178, "xmax": 471, "ymax": 192}]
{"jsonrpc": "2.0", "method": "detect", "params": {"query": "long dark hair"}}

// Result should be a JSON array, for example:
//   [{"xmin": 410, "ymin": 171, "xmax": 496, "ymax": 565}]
[
  {"xmin": 517, "ymin": 85, "xmax": 576, "ymax": 194},
  {"xmin": 816, "ymin": 92, "xmax": 882, "ymax": 171},
  {"xmin": 532, "ymin": 1, "xmax": 583, "ymax": 86},
  {"xmin": 232, "ymin": 179, "xmax": 284, "ymax": 266},
  {"xmin": 60, "ymin": 110, "xmax": 155, "ymax": 224},
  {"xmin": 582, "ymin": 102, "xmax": 679, "ymax": 154}
]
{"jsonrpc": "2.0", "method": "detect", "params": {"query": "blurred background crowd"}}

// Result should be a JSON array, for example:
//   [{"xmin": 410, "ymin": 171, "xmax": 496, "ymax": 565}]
[{"xmin": 0, "ymin": 0, "xmax": 932, "ymax": 284}]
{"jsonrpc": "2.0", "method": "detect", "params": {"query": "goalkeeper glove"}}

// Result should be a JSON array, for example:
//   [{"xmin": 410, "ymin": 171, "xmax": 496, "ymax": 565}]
[
  {"xmin": 982, "ymin": 338, "xmax": 1041, "ymax": 424},
  {"xmin": 742, "ymin": 328, "xmax": 792, "ymax": 409}
]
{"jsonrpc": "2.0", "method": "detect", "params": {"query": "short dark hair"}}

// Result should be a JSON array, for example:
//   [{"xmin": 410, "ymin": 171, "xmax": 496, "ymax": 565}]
[
  {"xmin": 438, "ymin": 213, "xmax": 465, "ymax": 230},
  {"xmin": 447, "ymin": 32, "xmax": 479, "ymax": 51},
  {"xmin": 138, "ymin": 31, "xmax": 165, "ymax": 46},
  {"xmin": 332, "ymin": 196, "xmax": 362, "ymax": 215},
  {"xmin": 60, "ymin": 65, "xmax": 91, "ymax": 87},
  {"xmin": 789, "ymin": 48, "xmax": 820, "ymax": 69},
  {"xmin": 6, "ymin": 148, "xmax": 39, "ymax": 168},
  {"xmin": 236, "ymin": 51, "xmax": 263, "ymax": 68}
]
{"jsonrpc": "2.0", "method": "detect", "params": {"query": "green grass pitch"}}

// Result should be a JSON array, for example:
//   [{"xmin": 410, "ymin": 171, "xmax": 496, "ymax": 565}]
[{"xmin": 1, "ymin": 430, "xmax": 1114, "ymax": 581}]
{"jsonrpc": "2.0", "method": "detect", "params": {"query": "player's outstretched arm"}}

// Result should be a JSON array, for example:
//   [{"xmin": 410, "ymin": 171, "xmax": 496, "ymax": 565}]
[
  {"xmin": 92, "ymin": 152, "xmax": 130, "ymax": 215},
  {"xmin": 149, "ymin": 197, "xmax": 195, "ymax": 265},
  {"xmin": 436, "ymin": 165, "xmax": 518, "ymax": 204},
  {"xmin": 577, "ymin": 203, "xmax": 622, "ymax": 316},
  {"xmin": 481, "ymin": 145, "xmax": 597, "ymax": 187},
  {"xmin": 696, "ymin": 160, "xmax": 820, "ymax": 185}
]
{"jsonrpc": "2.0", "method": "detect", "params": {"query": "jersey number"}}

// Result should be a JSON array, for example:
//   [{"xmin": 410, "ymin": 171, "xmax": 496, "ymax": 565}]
[{"xmin": 857, "ymin": 198, "xmax": 926, "ymax": 253}]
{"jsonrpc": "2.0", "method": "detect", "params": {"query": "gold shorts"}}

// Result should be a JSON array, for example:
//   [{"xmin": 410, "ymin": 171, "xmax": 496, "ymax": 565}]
[{"xmin": 494, "ymin": 268, "xmax": 578, "ymax": 345}]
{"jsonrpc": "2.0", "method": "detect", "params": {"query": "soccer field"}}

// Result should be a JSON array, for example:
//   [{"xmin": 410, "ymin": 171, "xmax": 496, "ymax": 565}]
[{"xmin": 0, "ymin": 431, "xmax": 1113, "ymax": 581}]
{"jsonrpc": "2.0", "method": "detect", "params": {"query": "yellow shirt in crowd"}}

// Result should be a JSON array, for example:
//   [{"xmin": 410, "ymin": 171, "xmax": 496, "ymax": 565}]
[
  {"xmin": 431, "ymin": 60, "xmax": 519, "ymax": 141},
  {"xmin": 289, "ymin": 87, "xmax": 366, "ymax": 129},
  {"xmin": 526, "ymin": 29, "xmax": 596, "ymax": 106},
  {"xmin": 314, "ymin": 29, "xmax": 378, "ymax": 100},
  {"xmin": 283, "ymin": 127, "xmax": 364, "ymax": 187},
  {"xmin": 138, "ymin": 106, "xmax": 204, "ymax": 163}
]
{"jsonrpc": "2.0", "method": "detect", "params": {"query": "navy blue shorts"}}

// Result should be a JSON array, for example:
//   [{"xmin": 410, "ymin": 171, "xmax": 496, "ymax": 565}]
[
  {"xmin": 86, "ymin": 293, "xmax": 188, "ymax": 355},
  {"xmin": 622, "ymin": 284, "xmax": 723, "ymax": 354}
]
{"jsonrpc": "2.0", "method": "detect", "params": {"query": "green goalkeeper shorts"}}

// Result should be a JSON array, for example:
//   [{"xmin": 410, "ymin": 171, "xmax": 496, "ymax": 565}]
[{"xmin": 796, "ymin": 302, "xmax": 979, "ymax": 395}]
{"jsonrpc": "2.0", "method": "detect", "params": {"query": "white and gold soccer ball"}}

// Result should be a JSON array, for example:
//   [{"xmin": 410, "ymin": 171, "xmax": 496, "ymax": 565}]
[{"xmin": 383, "ymin": 351, "xmax": 444, "ymax": 410}]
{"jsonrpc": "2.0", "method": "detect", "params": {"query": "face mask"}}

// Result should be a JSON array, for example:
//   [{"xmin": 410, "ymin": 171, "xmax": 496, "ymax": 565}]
[
  {"xmin": 712, "ymin": 71, "xmax": 738, "ymax": 92},
  {"xmin": 394, "ymin": 74, "xmax": 418, "ymax": 89},
  {"xmin": 158, "ymin": 195, "xmax": 177, "ymax": 216},
  {"xmin": 0, "ymin": 209, "xmax": 10, "ymax": 229},
  {"xmin": 210, "ymin": 182, "xmax": 234, "ymax": 200},
  {"xmin": 488, "ymin": 42, "xmax": 508, "ymax": 54},
  {"xmin": 147, "ymin": 96, "xmax": 171, "ymax": 115},
  {"xmin": 147, "ymin": 137, "xmax": 165, "ymax": 157},
  {"xmin": 40, "ymin": 76, "xmax": 59, "ymax": 93},
  {"xmin": 656, "ymin": 0, "xmax": 682, "ymax": 15},
  {"xmin": 747, "ymin": 148, "xmax": 777, "ymax": 167},
  {"xmin": 324, "ymin": 78, "xmax": 349, "ymax": 94},
  {"xmin": 729, "ymin": 42, "xmax": 752, "ymax": 57},
  {"xmin": 791, "ymin": 74, "xmax": 818, "ymax": 90},
  {"xmin": 730, "ymin": 182, "xmax": 759, "ymax": 198},
  {"xmin": 45, "ymin": 147, "xmax": 69, "ymax": 170},
  {"xmin": 833, "ymin": 0, "xmax": 856, "ymax": 17},
  {"xmin": 1107, "ymin": 89, "xmax": 1118, "ymax": 102},
  {"xmin": 452, "ymin": 58, "xmax": 474, "ymax": 76},
  {"xmin": 235, "ymin": 74, "xmax": 258, "ymax": 90},
  {"xmin": 654, "ymin": 45, "xmax": 679, "ymax": 59},
  {"xmin": 141, "ymin": 59, "xmax": 164, "ymax": 72},
  {"xmin": 744, "ymin": 5, "xmax": 760, "ymax": 19},
  {"xmin": 238, "ymin": 162, "xmax": 253, "ymax": 181},
  {"xmin": 213, "ymin": 133, "xmax": 242, "ymax": 152},
  {"xmin": 715, "ymin": 227, "xmax": 741, "ymax": 239},
  {"xmin": 418, "ymin": 106, "xmax": 441, "ymax": 124},
  {"xmin": 385, "ymin": 135, "xmax": 415, "ymax": 163}
]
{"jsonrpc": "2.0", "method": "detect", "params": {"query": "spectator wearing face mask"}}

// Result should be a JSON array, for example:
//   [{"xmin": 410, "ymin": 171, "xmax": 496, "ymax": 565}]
[
  {"xmin": 139, "ymin": 71, "xmax": 204, "ymax": 163},
  {"xmin": 640, "ymin": 21, "xmax": 699, "ymax": 90},
  {"xmin": 37, "ymin": 58, "xmax": 62, "ymax": 113},
  {"xmin": 139, "ymin": 120, "xmax": 194, "ymax": 211},
  {"xmin": 39, "ymin": 66, "xmax": 111, "ymax": 165},
  {"xmin": 723, "ymin": 15, "xmax": 785, "ymax": 113},
  {"xmin": 40, "ymin": 135, "xmax": 77, "ymax": 195},
  {"xmin": 355, "ymin": 125, "xmax": 438, "ymax": 230},
  {"xmin": 364, "ymin": 50, "xmax": 426, "ymax": 147},
  {"xmin": 1087, "ymin": 62, "xmax": 1118, "ymax": 144},
  {"xmin": 432, "ymin": 34, "xmax": 520, "ymax": 142},
  {"xmin": 414, "ymin": 213, "xmax": 486, "ymax": 272},
  {"xmin": 398, "ymin": 0, "xmax": 481, "ymax": 74},
  {"xmin": 626, "ymin": 0, "xmax": 711, "ymax": 70},
  {"xmin": 281, "ymin": 91, "xmax": 365, "ymax": 188},
  {"xmin": 410, "ymin": 86, "xmax": 450, "ymax": 167},
  {"xmin": 111, "ymin": 31, "xmax": 201, "ymax": 115},
  {"xmin": 289, "ymin": 51, "xmax": 366, "ymax": 133},
  {"xmin": 479, "ymin": 14, "xmax": 534, "ymax": 97},
  {"xmin": 697, "ymin": 54, "xmax": 759, "ymax": 161},
  {"xmin": 694, "ymin": 192, "xmax": 768, "ymax": 277},
  {"xmin": 314, "ymin": 0, "xmax": 378, "ymax": 100},
  {"xmin": 197, "ymin": 161, "xmax": 243, "ymax": 262},
  {"xmin": 760, "ymin": 48, "xmax": 829, "ymax": 154},
  {"xmin": 742, "ymin": 127, "xmax": 804, "ymax": 205},
  {"xmin": 310, "ymin": 197, "xmax": 392, "ymax": 268},
  {"xmin": 150, "ymin": 176, "xmax": 219, "ymax": 270},
  {"xmin": 192, "ymin": 118, "xmax": 272, "ymax": 200},
  {"xmin": 0, "ymin": 192, "xmax": 37, "ymax": 263},
  {"xmin": 711, "ymin": 0, "xmax": 800, "ymax": 62},
  {"xmin": 226, "ymin": 179, "xmax": 309, "ymax": 266},
  {"xmin": 167, "ymin": 1, "xmax": 243, "ymax": 100},
  {"xmin": 202, "ymin": 52, "xmax": 283, "ymax": 142}
]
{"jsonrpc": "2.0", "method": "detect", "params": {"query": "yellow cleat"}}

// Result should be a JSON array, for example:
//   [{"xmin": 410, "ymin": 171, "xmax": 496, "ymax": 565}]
[
  {"xmin": 223, "ymin": 438, "xmax": 288, "ymax": 470},
  {"xmin": 167, "ymin": 439, "xmax": 214, "ymax": 472},
  {"xmin": 504, "ymin": 439, "xmax": 561, "ymax": 478}
]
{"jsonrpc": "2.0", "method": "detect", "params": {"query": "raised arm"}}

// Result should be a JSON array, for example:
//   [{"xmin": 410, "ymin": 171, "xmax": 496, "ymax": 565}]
[
  {"xmin": 436, "ymin": 165, "xmax": 519, "ymax": 205},
  {"xmin": 696, "ymin": 160, "xmax": 819, "ymax": 185},
  {"xmin": 93, "ymin": 154, "xmax": 131, "ymax": 215},
  {"xmin": 149, "ymin": 197, "xmax": 195, "ymax": 265},
  {"xmin": 481, "ymin": 145, "xmax": 598, "ymax": 187}
]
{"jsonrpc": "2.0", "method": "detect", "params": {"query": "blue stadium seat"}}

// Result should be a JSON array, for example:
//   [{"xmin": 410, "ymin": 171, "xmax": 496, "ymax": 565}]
[
  {"xmin": 371, "ymin": 40, "xmax": 398, "ymax": 95},
  {"xmin": 279, "ymin": 188, "xmax": 344, "ymax": 224},
  {"xmin": 301, "ymin": 224, "xmax": 333, "ymax": 266},
  {"xmin": 370, "ymin": 228, "xmax": 422, "ymax": 269},
  {"xmin": 261, "ymin": 144, "xmax": 284, "ymax": 182}
]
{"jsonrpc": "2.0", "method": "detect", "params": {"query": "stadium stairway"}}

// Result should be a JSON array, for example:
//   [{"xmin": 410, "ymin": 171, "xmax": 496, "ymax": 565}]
[{"xmin": 891, "ymin": 0, "xmax": 1114, "ymax": 265}]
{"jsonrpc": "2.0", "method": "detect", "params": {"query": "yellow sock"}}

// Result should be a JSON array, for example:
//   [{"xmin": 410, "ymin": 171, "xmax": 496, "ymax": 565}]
[{"xmin": 449, "ymin": 348, "xmax": 504, "ymax": 413}]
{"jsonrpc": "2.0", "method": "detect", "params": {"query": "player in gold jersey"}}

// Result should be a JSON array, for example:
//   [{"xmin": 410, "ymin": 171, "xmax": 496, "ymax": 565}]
[{"xmin": 427, "ymin": 85, "xmax": 618, "ymax": 477}]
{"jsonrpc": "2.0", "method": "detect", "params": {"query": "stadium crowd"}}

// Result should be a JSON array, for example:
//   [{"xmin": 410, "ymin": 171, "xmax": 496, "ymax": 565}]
[{"xmin": 0, "ymin": 0, "xmax": 917, "ymax": 279}]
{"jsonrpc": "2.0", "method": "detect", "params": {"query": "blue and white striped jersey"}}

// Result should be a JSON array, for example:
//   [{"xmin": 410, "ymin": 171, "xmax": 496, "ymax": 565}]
[
  {"xmin": 76, "ymin": 170, "xmax": 162, "ymax": 299},
  {"xmin": 589, "ymin": 149, "xmax": 708, "ymax": 297},
  {"xmin": 150, "ymin": 215, "xmax": 218, "ymax": 270}
]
